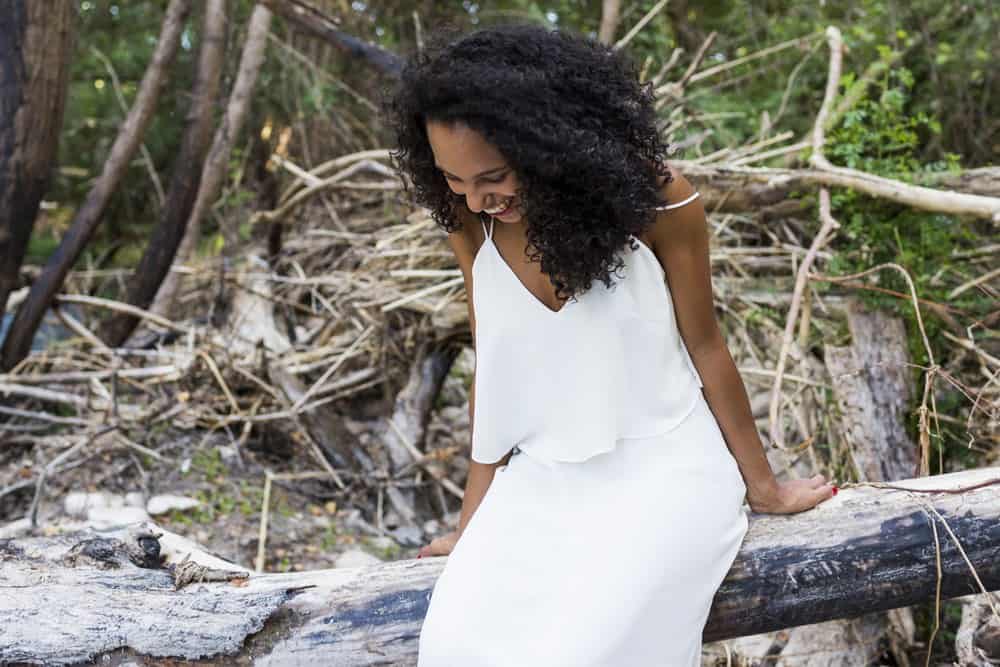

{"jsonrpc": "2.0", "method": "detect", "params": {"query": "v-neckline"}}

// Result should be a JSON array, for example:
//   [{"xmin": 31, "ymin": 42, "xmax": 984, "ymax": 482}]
[
  {"xmin": 481, "ymin": 233, "xmax": 574, "ymax": 316},
  {"xmin": 473, "ymin": 220, "xmax": 658, "ymax": 317}
]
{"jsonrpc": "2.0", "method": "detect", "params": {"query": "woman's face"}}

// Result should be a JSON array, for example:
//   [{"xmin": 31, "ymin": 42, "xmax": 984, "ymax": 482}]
[{"xmin": 425, "ymin": 120, "xmax": 523, "ymax": 224}]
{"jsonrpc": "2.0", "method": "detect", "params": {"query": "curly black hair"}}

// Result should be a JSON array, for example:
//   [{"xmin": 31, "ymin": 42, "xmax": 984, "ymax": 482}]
[{"xmin": 381, "ymin": 21, "xmax": 675, "ymax": 302}]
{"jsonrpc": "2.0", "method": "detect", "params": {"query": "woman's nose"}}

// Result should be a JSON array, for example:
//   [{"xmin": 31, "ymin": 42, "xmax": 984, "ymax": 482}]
[
  {"xmin": 464, "ymin": 187, "xmax": 491, "ymax": 214},
  {"xmin": 466, "ymin": 196, "xmax": 484, "ymax": 213}
]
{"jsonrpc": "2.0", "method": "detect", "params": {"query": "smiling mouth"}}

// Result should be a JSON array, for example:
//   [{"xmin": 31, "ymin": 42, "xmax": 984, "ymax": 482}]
[{"xmin": 484, "ymin": 198, "xmax": 513, "ymax": 215}]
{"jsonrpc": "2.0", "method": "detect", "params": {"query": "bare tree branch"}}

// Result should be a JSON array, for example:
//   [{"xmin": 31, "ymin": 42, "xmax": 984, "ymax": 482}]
[{"xmin": 260, "ymin": 0, "xmax": 402, "ymax": 75}]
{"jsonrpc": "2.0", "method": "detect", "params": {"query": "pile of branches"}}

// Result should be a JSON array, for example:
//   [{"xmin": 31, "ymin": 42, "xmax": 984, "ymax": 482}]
[{"xmin": 2, "ymin": 143, "xmax": 996, "ymax": 524}]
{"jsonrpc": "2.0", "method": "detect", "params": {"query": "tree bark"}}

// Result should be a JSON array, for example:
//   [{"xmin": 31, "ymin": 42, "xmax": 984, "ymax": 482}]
[
  {"xmin": 100, "ymin": 0, "xmax": 227, "ymax": 347},
  {"xmin": 2, "ymin": 467, "xmax": 998, "ymax": 665},
  {"xmin": 955, "ymin": 593, "xmax": 1000, "ymax": 663},
  {"xmin": 930, "ymin": 167, "xmax": 1000, "ymax": 198},
  {"xmin": 0, "ymin": 0, "xmax": 192, "ymax": 370},
  {"xmin": 0, "ymin": 1, "xmax": 75, "ymax": 317}
]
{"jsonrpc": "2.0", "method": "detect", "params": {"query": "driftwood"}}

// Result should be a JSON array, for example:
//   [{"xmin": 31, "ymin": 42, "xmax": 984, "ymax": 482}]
[
  {"xmin": 597, "ymin": 0, "xmax": 622, "ymax": 44},
  {"xmin": 826, "ymin": 301, "xmax": 920, "ymax": 665},
  {"xmin": 2, "ymin": 467, "xmax": 998, "ymax": 665},
  {"xmin": 676, "ymin": 161, "xmax": 1000, "ymax": 220},
  {"xmin": 955, "ymin": 594, "xmax": 1000, "ymax": 663}
]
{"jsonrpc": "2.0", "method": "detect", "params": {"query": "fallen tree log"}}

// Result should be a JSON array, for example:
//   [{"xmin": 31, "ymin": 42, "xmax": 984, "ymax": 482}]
[{"xmin": 2, "ymin": 466, "xmax": 999, "ymax": 665}]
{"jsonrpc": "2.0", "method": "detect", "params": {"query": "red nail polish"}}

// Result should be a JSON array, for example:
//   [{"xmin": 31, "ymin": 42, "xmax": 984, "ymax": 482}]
[{"xmin": 832, "ymin": 486, "xmax": 839, "ymax": 495}]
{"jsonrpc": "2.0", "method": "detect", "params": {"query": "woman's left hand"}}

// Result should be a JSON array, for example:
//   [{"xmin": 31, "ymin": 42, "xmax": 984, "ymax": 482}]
[{"xmin": 747, "ymin": 474, "xmax": 837, "ymax": 514}]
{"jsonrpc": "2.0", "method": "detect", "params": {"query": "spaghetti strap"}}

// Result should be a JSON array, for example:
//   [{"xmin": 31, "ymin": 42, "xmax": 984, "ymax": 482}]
[
  {"xmin": 479, "ymin": 215, "xmax": 495, "ymax": 240},
  {"xmin": 654, "ymin": 190, "xmax": 700, "ymax": 211}
]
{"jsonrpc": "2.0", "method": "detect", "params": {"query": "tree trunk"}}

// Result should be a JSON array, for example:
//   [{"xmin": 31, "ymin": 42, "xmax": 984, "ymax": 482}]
[
  {"xmin": 0, "ymin": 1, "xmax": 75, "ymax": 317},
  {"xmin": 100, "ymin": 0, "xmax": 227, "ymax": 347},
  {"xmin": 825, "ymin": 299, "xmax": 920, "ymax": 481},
  {"xmin": 151, "ymin": 4, "xmax": 274, "ymax": 321},
  {"xmin": 597, "ymin": 0, "xmax": 622, "ymax": 45},
  {"xmin": 0, "ymin": 0, "xmax": 192, "ymax": 370},
  {"xmin": 2, "ymin": 467, "xmax": 998, "ymax": 665},
  {"xmin": 666, "ymin": 0, "xmax": 705, "ymax": 54}
]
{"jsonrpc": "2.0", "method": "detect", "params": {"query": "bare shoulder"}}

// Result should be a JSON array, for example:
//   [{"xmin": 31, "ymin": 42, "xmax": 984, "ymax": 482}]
[
  {"xmin": 657, "ymin": 165, "xmax": 699, "ymax": 206},
  {"xmin": 645, "ymin": 165, "xmax": 706, "ymax": 255}
]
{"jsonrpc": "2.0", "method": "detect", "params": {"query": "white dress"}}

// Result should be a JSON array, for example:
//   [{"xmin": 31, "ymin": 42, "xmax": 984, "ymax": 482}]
[{"xmin": 418, "ymin": 197, "xmax": 749, "ymax": 666}]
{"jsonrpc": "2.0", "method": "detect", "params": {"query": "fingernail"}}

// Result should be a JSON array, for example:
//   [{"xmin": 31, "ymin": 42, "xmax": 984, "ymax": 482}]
[
  {"xmin": 417, "ymin": 553, "xmax": 423, "ymax": 559},
  {"xmin": 832, "ymin": 486, "xmax": 839, "ymax": 495}
]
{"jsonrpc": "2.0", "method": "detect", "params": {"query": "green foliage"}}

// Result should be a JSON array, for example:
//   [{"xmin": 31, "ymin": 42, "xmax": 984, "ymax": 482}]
[
  {"xmin": 363, "ymin": 536, "xmax": 401, "ymax": 560},
  {"xmin": 319, "ymin": 524, "xmax": 341, "ymax": 551},
  {"xmin": 827, "ymin": 66, "xmax": 959, "ymax": 177},
  {"xmin": 821, "ymin": 63, "xmax": 990, "ymax": 472},
  {"xmin": 823, "ymin": 65, "xmax": 978, "ymax": 350},
  {"xmin": 187, "ymin": 446, "xmax": 226, "ymax": 479}
]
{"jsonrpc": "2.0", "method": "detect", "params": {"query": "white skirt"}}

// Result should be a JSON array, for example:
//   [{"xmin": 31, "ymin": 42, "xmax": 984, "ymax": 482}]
[{"xmin": 417, "ymin": 394, "xmax": 749, "ymax": 666}]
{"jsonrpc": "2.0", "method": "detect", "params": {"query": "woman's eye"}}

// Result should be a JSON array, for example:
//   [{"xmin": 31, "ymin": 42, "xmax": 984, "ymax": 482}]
[{"xmin": 442, "ymin": 173, "xmax": 507, "ymax": 184}]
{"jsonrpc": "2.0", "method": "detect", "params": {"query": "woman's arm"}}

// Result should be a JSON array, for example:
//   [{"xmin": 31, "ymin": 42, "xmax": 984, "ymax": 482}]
[
  {"xmin": 646, "ymin": 169, "xmax": 836, "ymax": 514},
  {"xmin": 418, "ymin": 209, "xmax": 512, "ymax": 557},
  {"xmin": 460, "ymin": 373, "xmax": 513, "ymax": 536}
]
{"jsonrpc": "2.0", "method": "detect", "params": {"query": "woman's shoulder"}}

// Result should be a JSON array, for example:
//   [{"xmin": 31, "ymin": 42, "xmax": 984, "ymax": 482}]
[
  {"xmin": 644, "ymin": 165, "xmax": 705, "ymax": 255},
  {"xmin": 633, "ymin": 164, "xmax": 701, "ymax": 250},
  {"xmin": 654, "ymin": 164, "xmax": 699, "ymax": 208}
]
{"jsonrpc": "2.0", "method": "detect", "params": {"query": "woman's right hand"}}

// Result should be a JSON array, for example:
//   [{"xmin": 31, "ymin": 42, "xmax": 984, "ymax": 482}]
[
  {"xmin": 417, "ymin": 530, "xmax": 461, "ymax": 558},
  {"xmin": 747, "ymin": 474, "xmax": 837, "ymax": 514}
]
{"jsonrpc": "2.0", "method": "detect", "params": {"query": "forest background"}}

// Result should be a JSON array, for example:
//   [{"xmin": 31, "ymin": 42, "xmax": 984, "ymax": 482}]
[{"xmin": 1, "ymin": 1, "xmax": 998, "ymax": 664}]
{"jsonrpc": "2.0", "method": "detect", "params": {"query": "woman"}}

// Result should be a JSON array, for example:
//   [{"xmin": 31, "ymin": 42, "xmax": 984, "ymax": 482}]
[{"xmin": 382, "ymin": 22, "xmax": 836, "ymax": 666}]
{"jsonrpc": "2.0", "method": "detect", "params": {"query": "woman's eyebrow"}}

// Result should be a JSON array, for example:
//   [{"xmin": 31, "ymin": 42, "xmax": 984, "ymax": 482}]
[{"xmin": 435, "ymin": 164, "xmax": 508, "ymax": 179}]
